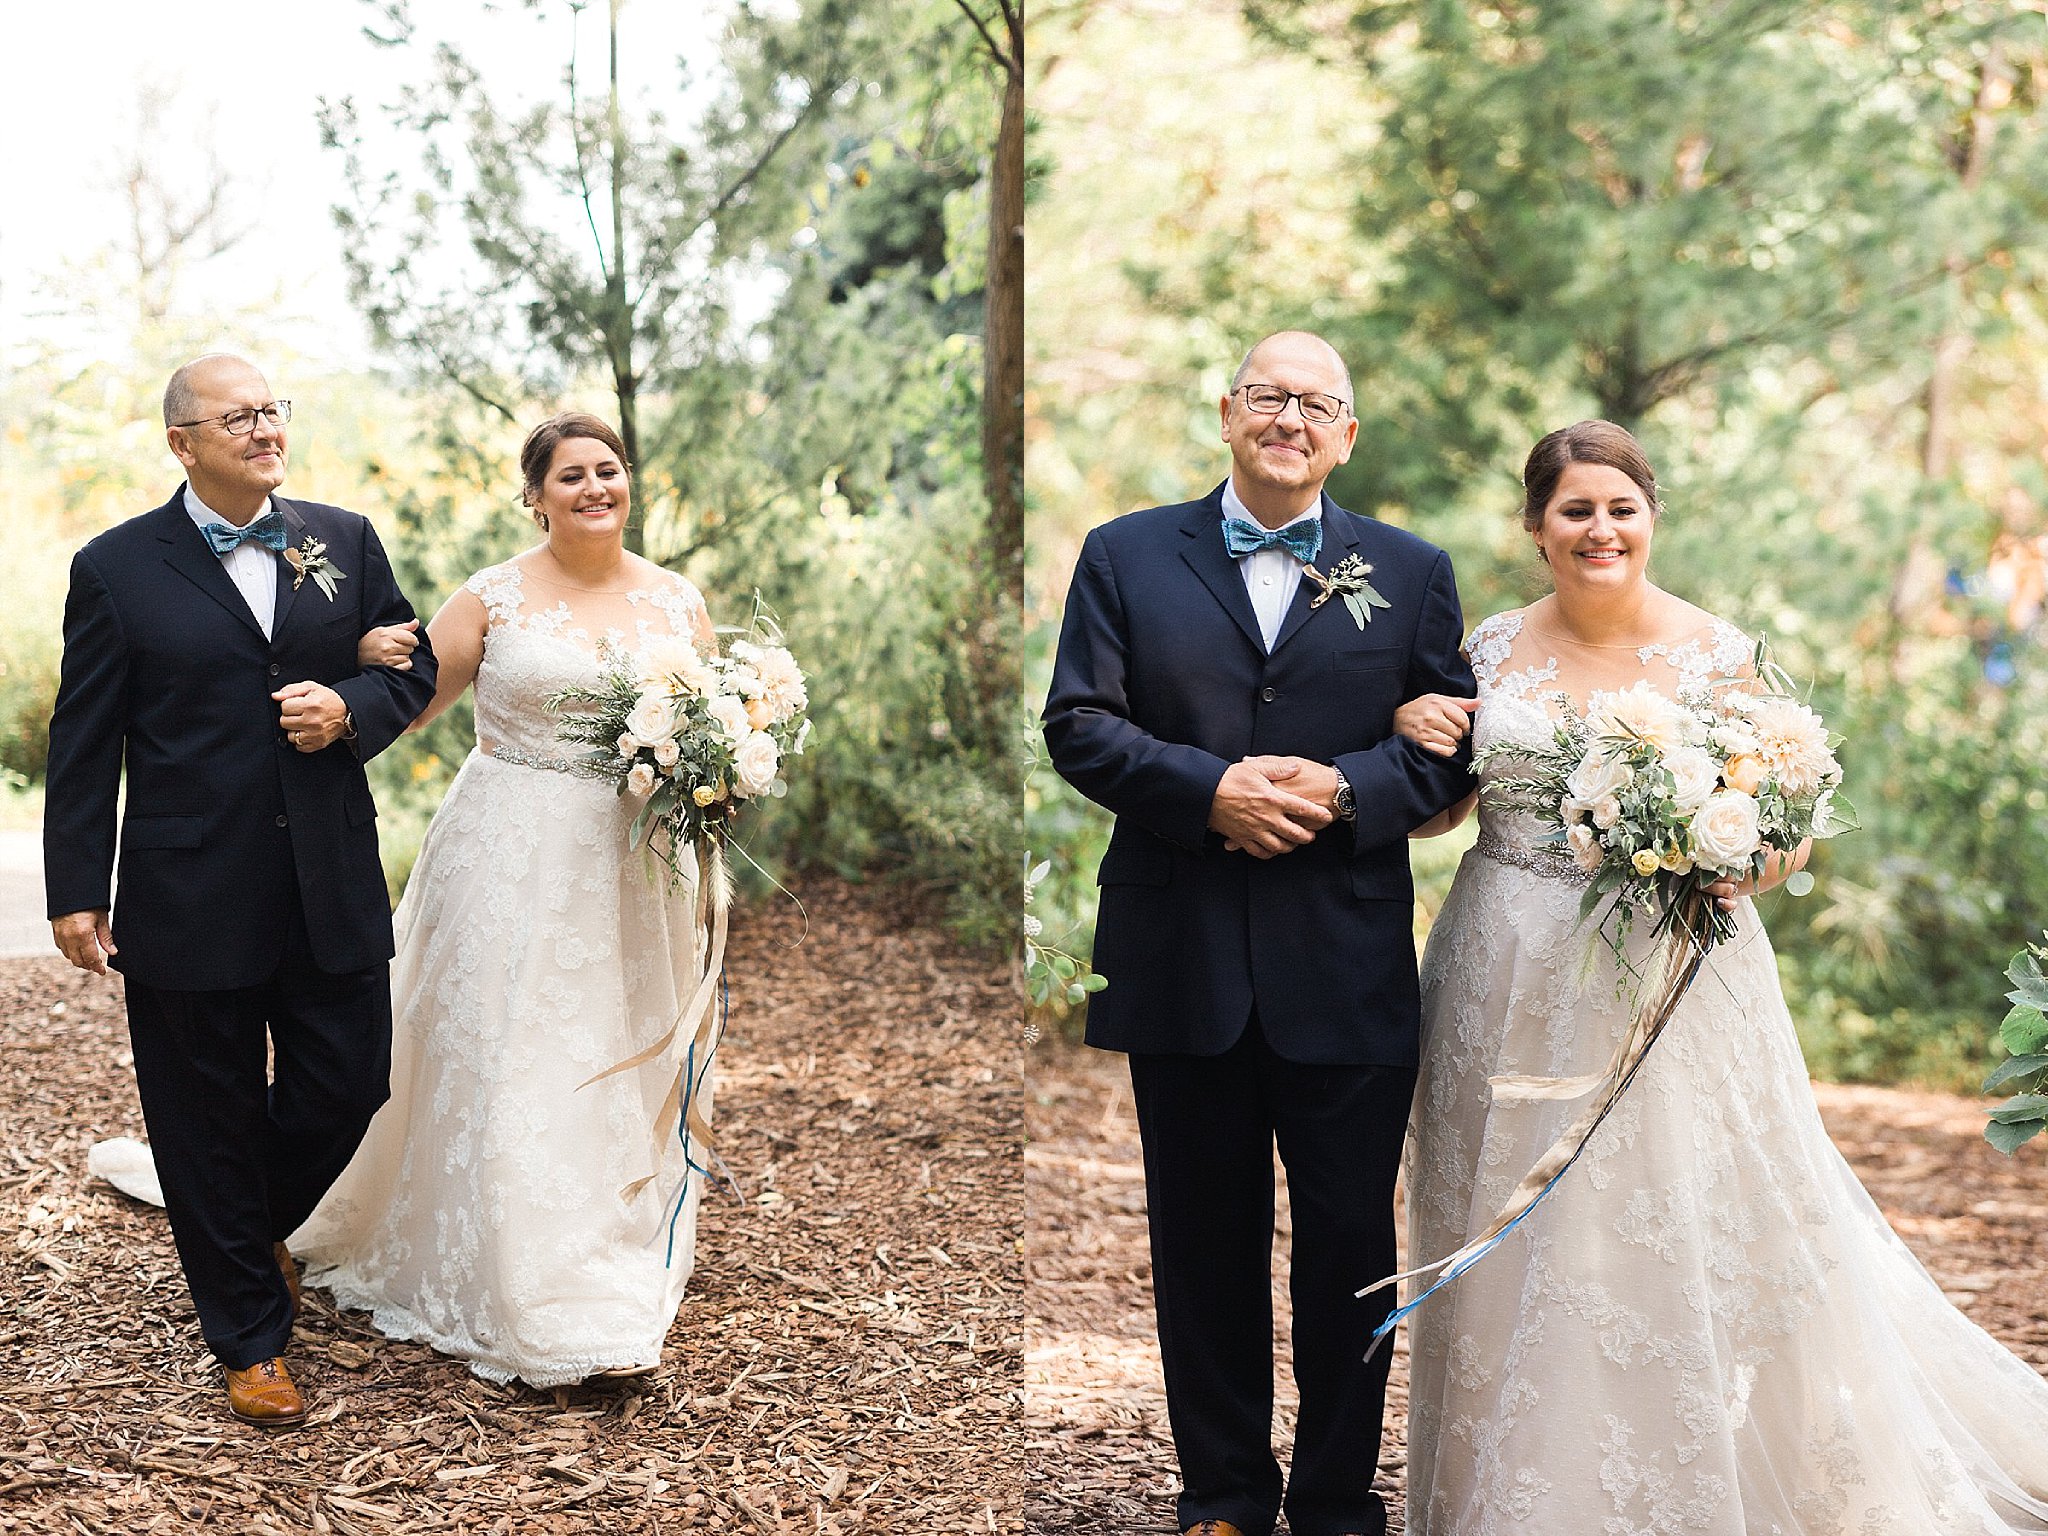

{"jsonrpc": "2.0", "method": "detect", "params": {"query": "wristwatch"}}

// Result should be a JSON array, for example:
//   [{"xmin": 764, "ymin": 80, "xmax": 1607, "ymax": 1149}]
[{"xmin": 1332, "ymin": 768, "xmax": 1356, "ymax": 822}]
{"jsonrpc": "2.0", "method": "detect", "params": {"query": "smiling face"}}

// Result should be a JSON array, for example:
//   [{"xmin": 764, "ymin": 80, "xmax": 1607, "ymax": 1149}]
[
  {"xmin": 535, "ymin": 433, "xmax": 631, "ymax": 543},
  {"xmin": 165, "ymin": 357, "xmax": 288, "ymax": 518},
  {"xmin": 1218, "ymin": 332, "xmax": 1359, "ymax": 521},
  {"xmin": 1534, "ymin": 461, "xmax": 1655, "ymax": 593}
]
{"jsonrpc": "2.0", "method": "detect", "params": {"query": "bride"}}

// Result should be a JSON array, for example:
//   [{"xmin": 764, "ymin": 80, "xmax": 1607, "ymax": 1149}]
[
  {"xmin": 288, "ymin": 411, "xmax": 719, "ymax": 1386},
  {"xmin": 1392, "ymin": 419, "xmax": 2048, "ymax": 1533}
]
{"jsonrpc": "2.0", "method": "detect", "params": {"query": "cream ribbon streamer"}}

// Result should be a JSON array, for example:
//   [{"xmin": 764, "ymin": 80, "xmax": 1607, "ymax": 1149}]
[
  {"xmin": 579, "ymin": 836, "xmax": 732, "ymax": 1201},
  {"xmin": 1358, "ymin": 891, "xmax": 1717, "ymax": 1354}
]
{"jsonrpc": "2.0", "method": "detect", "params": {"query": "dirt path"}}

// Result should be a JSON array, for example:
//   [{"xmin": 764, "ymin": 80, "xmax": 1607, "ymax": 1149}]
[
  {"xmin": 0, "ymin": 879, "xmax": 1022, "ymax": 1535},
  {"xmin": 1024, "ymin": 1039, "xmax": 2048, "ymax": 1535}
]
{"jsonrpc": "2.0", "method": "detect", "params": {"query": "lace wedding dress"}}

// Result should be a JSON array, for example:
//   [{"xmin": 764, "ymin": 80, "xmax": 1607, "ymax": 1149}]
[
  {"xmin": 1404, "ymin": 607, "xmax": 2048, "ymax": 1535},
  {"xmin": 291, "ymin": 560, "xmax": 714, "ymax": 1386}
]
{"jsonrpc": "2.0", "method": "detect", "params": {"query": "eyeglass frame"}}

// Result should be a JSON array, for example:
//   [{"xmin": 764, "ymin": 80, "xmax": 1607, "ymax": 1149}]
[
  {"xmin": 171, "ymin": 400, "xmax": 293, "ymax": 437},
  {"xmin": 1228, "ymin": 384, "xmax": 1351, "ymax": 426}
]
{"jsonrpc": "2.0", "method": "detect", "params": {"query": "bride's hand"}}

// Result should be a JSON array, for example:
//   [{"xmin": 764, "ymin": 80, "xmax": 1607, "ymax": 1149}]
[
  {"xmin": 1394, "ymin": 693, "xmax": 1479, "ymax": 756},
  {"xmin": 1703, "ymin": 876, "xmax": 1742, "ymax": 913},
  {"xmin": 358, "ymin": 619, "xmax": 421, "ymax": 671}
]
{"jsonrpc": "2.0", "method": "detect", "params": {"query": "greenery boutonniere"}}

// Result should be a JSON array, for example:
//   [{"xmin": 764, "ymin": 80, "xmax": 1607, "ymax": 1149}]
[
  {"xmin": 1304, "ymin": 553, "xmax": 1390, "ymax": 629},
  {"xmin": 283, "ymin": 536, "xmax": 347, "ymax": 600}
]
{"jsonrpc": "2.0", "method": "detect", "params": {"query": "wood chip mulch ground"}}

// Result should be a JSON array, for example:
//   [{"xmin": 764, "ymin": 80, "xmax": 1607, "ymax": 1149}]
[
  {"xmin": 0, "ymin": 877, "xmax": 1022, "ymax": 1535},
  {"xmin": 1025, "ymin": 1037, "xmax": 2048, "ymax": 1535}
]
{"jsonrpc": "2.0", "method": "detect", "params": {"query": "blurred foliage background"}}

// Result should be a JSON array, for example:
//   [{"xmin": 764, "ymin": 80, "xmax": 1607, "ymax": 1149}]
[
  {"xmin": 1028, "ymin": 0, "xmax": 2048, "ymax": 1085},
  {"xmin": 3, "ymin": 0, "xmax": 1021, "ymax": 952}
]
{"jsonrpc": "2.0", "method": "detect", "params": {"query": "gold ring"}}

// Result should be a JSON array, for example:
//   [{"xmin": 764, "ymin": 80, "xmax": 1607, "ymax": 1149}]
[{"xmin": 290, "ymin": 731, "xmax": 300, "ymax": 745}]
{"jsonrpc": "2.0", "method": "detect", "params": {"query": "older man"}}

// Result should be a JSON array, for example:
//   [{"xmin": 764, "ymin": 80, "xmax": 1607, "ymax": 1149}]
[
  {"xmin": 1044, "ymin": 331, "xmax": 1476, "ymax": 1536},
  {"xmin": 43, "ymin": 354, "xmax": 437, "ymax": 1427}
]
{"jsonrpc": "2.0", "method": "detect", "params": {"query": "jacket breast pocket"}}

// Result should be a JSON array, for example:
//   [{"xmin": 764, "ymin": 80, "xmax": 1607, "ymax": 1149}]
[
  {"xmin": 1333, "ymin": 648, "xmax": 1404, "ymax": 675},
  {"xmin": 124, "ymin": 814, "xmax": 202, "ymax": 851},
  {"xmin": 1096, "ymin": 845, "xmax": 1172, "ymax": 887}
]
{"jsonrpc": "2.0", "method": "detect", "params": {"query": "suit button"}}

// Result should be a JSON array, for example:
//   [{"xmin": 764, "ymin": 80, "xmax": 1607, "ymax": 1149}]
[
  {"xmin": 1260, "ymin": 686, "xmax": 1276, "ymax": 703},
  {"xmin": 269, "ymin": 663, "xmax": 281, "ymax": 677},
  {"xmin": 275, "ymin": 815, "xmax": 288, "ymax": 828}
]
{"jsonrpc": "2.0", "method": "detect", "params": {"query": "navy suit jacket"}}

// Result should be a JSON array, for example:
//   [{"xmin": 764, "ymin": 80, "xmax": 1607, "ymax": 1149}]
[
  {"xmin": 42, "ymin": 487, "xmax": 438, "ymax": 990},
  {"xmin": 1043, "ymin": 483, "xmax": 1476, "ymax": 1066}
]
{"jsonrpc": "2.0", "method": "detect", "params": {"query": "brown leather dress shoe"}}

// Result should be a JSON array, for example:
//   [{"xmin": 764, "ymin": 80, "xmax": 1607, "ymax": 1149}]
[
  {"xmin": 1183, "ymin": 1522, "xmax": 1247, "ymax": 1536},
  {"xmin": 274, "ymin": 1242, "xmax": 301, "ymax": 1312},
  {"xmin": 224, "ymin": 1357, "xmax": 308, "ymax": 1428}
]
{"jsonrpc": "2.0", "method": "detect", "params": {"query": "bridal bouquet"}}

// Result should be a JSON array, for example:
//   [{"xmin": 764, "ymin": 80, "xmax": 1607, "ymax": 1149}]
[
  {"xmin": 1475, "ymin": 657, "xmax": 1851, "ymax": 952},
  {"xmin": 547, "ymin": 608, "xmax": 810, "ymax": 1212},
  {"xmin": 549, "ymin": 609, "xmax": 811, "ymax": 881},
  {"xmin": 1363, "ymin": 645, "xmax": 1855, "ymax": 1354}
]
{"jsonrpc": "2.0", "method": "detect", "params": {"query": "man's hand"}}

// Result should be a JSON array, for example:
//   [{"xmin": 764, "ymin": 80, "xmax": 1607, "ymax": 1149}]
[
  {"xmin": 274, "ymin": 681, "xmax": 352, "ymax": 753},
  {"xmin": 52, "ymin": 909, "xmax": 115, "ymax": 975},
  {"xmin": 357, "ymin": 619, "xmax": 420, "ymax": 671},
  {"xmin": 1208, "ymin": 760, "xmax": 1332, "ymax": 859},
  {"xmin": 1238, "ymin": 755, "xmax": 1342, "ymax": 810}
]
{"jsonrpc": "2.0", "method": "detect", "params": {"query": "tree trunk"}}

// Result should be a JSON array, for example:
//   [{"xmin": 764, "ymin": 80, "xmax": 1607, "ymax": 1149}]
[
  {"xmin": 983, "ymin": 23, "xmax": 1024, "ymax": 611},
  {"xmin": 608, "ymin": 0, "xmax": 645, "ymax": 555}
]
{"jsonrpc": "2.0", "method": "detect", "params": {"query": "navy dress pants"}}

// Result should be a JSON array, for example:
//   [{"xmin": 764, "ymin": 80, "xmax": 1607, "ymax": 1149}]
[
  {"xmin": 122, "ymin": 896, "xmax": 391, "ymax": 1370},
  {"xmin": 1129, "ymin": 1013, "xmax": 1415, "ymax": 1536}
]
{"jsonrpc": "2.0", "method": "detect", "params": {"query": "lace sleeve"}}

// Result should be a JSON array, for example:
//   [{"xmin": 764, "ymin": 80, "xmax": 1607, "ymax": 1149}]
[
  {"xmin": 646, "ymin": 575, "xmax": 709, "ymax": 640},
  {"xmin": 1465, "ymin": 610, "xmax": 1524, "ymax": 693},
  {"xmin": 465, "ymin": 563, "xmax": 524, "ymax": 628}
]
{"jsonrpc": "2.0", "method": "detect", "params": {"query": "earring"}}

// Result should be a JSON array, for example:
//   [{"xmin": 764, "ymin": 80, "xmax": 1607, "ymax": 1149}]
[
  {"xmin": 1535, "ymin": 543, "xmax": 1549, "ymax": 564},
  {"xmin": 536, "ymin": 510, "xmax": 550, "ymax": 533}
]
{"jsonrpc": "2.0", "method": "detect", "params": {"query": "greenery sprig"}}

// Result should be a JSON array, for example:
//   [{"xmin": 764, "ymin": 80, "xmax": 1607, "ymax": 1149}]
[{"xmin": 1983, "ymin": 932, "xmax": 2048, "ymax": 1154}]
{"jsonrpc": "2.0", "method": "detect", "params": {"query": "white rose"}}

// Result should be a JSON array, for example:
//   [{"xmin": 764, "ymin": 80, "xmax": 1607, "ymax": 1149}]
[
  {"xmin": 1711, "ymin": 722, "xmax": 1762, "ymax": 758},
  {"xmin": 625, "ymin": 762, "xmax": 657, "ymax": 798},
  {"xmin": 1690, "ymin": 790, "xmax": 1762, "ymax": 872},
  {"xmin": 1591, "ymin": 795, "xmax": 1622, "ymax": 830},
  {"xmin": 1565, "ymin": 822, "xmax": 1603, "ymax": 872},
  {"xmin": 625, "ymin": 693, "xmax": 677, "ymax": 744},
  {"xmin": 653, "ymin": 739, "xmax": 681, "ymax": 769},
  {"xmin": 707, "ymin": 694, "xmax": 750, "ymax": 744},
  {"xmin": 1561, "ymin": 798, "xmax": 1590, "ymax": 825},
  {"xmin": 617, "ymin": 732, "xmax": 643, "ymax": 759},
  {"xmin": 1566, "ymin": 749, "xmax": 1632, "ymax": 805},
  {"xmin": 1663, "ymin": 746, "xmax": 1721, "ymax": 814},
  {"xmin": 734, "ymin": 731, "xmax": 780, "ymax": 798}
]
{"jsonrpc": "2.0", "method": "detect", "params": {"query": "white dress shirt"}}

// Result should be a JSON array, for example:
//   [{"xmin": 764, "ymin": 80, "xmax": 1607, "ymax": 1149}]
[
  {"xmin": 1222, "ymin": 477, "xmax": 1319, "ymax": 653},
  {"xmin": 185, "ymin": 486, "xmax": 279, "ymax": 641}
]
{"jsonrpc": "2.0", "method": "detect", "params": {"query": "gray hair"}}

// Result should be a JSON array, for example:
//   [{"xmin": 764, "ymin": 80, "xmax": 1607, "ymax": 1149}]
[
  {"xmin": 1230, "ymin": 330, "xmax": 1355, "ymax": 403},
  {"xmin": 162, "ymin": 353, "xmax": 255, "ymax": 428}
]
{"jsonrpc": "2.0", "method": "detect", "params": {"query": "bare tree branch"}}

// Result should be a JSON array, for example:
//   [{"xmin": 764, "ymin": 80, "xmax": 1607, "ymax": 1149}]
[{"xmin": 951, "ymin": 0, "xmax": 1015, "ymax": 74}]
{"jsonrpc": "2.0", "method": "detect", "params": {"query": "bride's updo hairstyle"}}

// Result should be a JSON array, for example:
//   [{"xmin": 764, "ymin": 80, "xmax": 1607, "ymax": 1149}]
[
  {"xmin": 1519, "ymin": 420, "xmax": 1663, "ymax": 529},
  {"xmin": 519, "ymin": 411, "xmax": 631, "ymax": 525}
]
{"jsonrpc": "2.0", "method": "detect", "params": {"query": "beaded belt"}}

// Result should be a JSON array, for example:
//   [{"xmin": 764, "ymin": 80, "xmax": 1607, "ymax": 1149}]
[
  {"xmin": 483, "ymin": 744, "xmax": 577, "ymax": 775},
  {"xmin": 1474, "ymin": 825, "xmax": 1592, "ymax": 884}
]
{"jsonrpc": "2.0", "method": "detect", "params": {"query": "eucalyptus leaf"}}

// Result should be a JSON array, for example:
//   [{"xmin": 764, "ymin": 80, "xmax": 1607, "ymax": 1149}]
[{"xmin": 1783, "ymin": 870, "xmax": 1815, "ymax": 897}]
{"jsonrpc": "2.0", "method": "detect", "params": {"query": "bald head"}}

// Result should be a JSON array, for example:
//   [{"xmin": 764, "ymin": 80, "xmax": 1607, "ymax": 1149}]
[
  {"xmin": 1231, "ymin": 331, "xmax": 1354, "ymax": 404},
  {"xmin": 163, "ymin": 353, "xmax": 266, "ymax": 428}
]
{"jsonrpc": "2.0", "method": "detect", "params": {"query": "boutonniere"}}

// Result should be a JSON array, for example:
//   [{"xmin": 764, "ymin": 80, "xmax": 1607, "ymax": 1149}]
[
  {"xmin": 283, "ymin": 536, "xmax": 347, "ymax": 600},
  {"xmin": 1304, "ymin": 554, "xmax": 1391, "ymax": 629}
]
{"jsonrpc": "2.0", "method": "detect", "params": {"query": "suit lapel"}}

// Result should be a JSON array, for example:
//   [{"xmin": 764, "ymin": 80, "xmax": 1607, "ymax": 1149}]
[
  {"xmin": 1177, "ymin": 484, "xmax": 1265, "ymax": 656},
  {"xmin": 269, "ymin": 498, "xmax": 308, "ymax": 638},
  {"xmin": 153, "ymin": 489, "xmax": 269, "ymax": 641},
  {"xmin": 1269, "ymin": 496, "xmax": 1358, "ymax": 657}
]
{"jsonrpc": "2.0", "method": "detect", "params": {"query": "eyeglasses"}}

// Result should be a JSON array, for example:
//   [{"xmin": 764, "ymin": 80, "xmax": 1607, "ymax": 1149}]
[
  {"xmin": 1231, "ymin": 385, "xmax": 1349, "ymax": 426},
  {"xmin": 173, "ymin": 400, "xmax": 293, "ymax": 437}
]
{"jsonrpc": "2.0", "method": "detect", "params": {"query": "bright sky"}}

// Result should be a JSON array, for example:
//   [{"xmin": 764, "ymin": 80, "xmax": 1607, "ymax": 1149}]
[{"xmin": 0, "ymin": 1, "xmax": 730, "ymax": 371}]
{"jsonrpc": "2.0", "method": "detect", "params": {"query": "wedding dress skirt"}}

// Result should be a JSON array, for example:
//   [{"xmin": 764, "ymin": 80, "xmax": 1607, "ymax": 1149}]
[
  {"xmin": 1403, "ymin": 610, "xmax": 2048, "ymax": 1534},
  {"xmin": 291, "ymin": 562, "xmax": 713, "ymax": 1386}
]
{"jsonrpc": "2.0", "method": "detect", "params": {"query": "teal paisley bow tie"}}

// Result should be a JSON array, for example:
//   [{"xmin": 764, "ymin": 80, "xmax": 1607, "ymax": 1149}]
[
  {"xmin": 1222, "ymin": 515, "xmax": 1321, "ymax": 564},
  {"xmin": 202, "ymin": 510, "xmax": 288, "ymax": 556}
]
